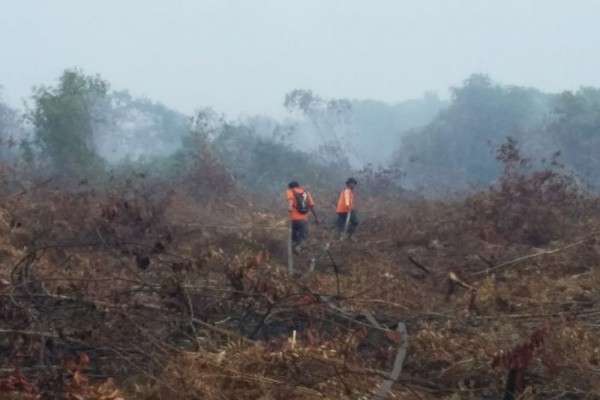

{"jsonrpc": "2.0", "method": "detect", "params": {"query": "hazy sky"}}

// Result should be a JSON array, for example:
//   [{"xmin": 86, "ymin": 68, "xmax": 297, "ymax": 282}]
[{"xmin": 1, "ymin": 0, "xmax": 599, "ymax": 117}]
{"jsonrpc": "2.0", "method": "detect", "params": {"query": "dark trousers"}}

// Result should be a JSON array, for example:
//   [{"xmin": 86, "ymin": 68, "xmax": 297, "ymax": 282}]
[
  {"xmin": 291, "ymin": 220, "xmax": 309, "ymax": 246},
  {"xmin": 336, "ymin": 211, "xmax": 358, "ymax": 236}
]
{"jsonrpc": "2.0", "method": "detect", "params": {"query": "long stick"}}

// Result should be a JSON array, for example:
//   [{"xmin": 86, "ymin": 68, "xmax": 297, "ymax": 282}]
[
  {"xmin": 472, "ymin": 235, "xmax": 595, "ymax": 276},
  {"xmin": 287, "ymin": 221, "xmax": 294, "ymax": 275},
  {"xmin": 341, "ymin": 210, "xmax": 352, "ymax": 240},
  {"xmin": 407, "ymin": 256, "xmax": 431, "ymax": 275},
  {"xmin": 310, "ymin": 208, "xmax": 320, "ymax": 225},
  {"xmin": 324, "ymin": 244, "xmax": 341, "ymax": 297}
]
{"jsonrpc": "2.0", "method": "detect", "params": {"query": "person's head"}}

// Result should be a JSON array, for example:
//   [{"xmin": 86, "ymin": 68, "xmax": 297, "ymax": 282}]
[
  {"xmin": 345, "ymin": 177, "xmax": 357, "ymax": 189},
  {"xmin": 288, "ymin": 181, "xmax": 300, "ymax": 189}
]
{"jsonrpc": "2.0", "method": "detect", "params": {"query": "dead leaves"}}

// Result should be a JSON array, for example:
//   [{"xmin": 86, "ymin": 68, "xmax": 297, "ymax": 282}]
[{"xmin": 64, "ymin": 354, "xmax": 125, "ymax": 400}]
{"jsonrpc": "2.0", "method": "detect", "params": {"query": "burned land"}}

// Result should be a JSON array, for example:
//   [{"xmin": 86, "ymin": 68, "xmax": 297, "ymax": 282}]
[
  {"xmin": 2, "ymin": 70, "xmax": 600, "ymax": 399},
  {"xmin": 2, "ymin": 142, "xmax": 600, "ymax": 400}
]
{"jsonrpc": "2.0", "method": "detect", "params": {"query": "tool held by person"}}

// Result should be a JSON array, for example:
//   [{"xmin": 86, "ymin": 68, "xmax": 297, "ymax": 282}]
[
  {"xmin": 310, "ymin": 208, "xmax": 321, "ymax": 225},
  {"xmin": 336, "ymin": 177, "xmax": 359, "ymax": 240}
]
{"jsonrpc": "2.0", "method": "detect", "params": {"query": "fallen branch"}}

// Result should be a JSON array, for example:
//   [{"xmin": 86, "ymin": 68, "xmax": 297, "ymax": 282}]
[
  {"xmin": 0, "ymin": 329, "xmax": 57, "ymax": 338},
  {"xmin": 310, "ymin": 296, "xmax": 410, "ymax": 399},
  {"xmin": 371, "ymin": 322, "xmax": 408, "ymax": 400},
  {"xmin": 477, "ymin": 254, "xmax": 494, "ymax": 268},
  {"xmin": 407, "ymin": 256, "xmax": 431, "ymax": 275},
  {"xmin": 319, "ymin": 297, "xmax": 390, "ymax": 333},
  {"xmin": 472, "ymin": 235, "xmax": 597, "ymax": 276},
  {"xmin": 448, "ymin": 272, "xmax": 475, "ymax": 291}
]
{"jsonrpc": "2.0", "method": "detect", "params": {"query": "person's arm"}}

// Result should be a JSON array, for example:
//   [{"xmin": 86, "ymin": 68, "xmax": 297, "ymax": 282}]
[
  {"xmin": 287, "ymin": 190, "xmax": 295, "ymax": 212},
  {"xmin": 307, "ymin": 192, "xmax": 320, "ymax": 224},
  {"xmin": 307, "ymin": 192, "xmax": 315, "ymax": 209}
]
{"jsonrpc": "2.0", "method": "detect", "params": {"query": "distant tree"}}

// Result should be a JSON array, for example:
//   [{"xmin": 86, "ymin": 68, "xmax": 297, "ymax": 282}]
[
  {"xmin": 284, "ymin": 89, "xmax": 446, "ymax": 167},
  {"xmin": 349, "ymin": 94, "xmax": 446, "ymax": 165},
  {"xmin": 547, "ymin": 88, "xmax": 600, "ymax": 186},
  {"xmin": 30, "ymin": 69, "xmax": 108, "ymax": 176},
  {"xmin": 97, "ymin": 91, "xmax": 188, "ymax": 163},
  {"xmin": 395, "ymin": 74, "xmax": 550, "ymax": 191},
  {"xmin": 0, "ymin": 90, "xmax": 21, "ymax": 162},
  {"xmin": 284, "ymin": 89, "xmax": 354, "ymax": 168},
  {"xmin": 211, "ymin": 121, "xmax": 343, "ymax": 193},
  {"xmin": 158, "ymin": 107, "xmax": 344, "ymax": 195}
]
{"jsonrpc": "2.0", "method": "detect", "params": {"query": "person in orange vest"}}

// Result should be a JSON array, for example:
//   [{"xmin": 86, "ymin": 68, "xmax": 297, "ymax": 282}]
[
  {"xmin": 336, "ymin": 177, "xmax": 358, "ymax": 239},
  {"xmin": 286, "ymin": 181, "xmax": 315, "ymax": 254}
]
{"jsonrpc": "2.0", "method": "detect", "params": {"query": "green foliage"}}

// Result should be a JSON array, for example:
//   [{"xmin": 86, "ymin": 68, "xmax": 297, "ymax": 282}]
[
  {"xmin": 284, "ymin": 89, "xmax": 354, "ymax": 167},
  {"xmin": 284, "ymin": 89, "xmax": 446, "ymax": 167},
  {"xmin": 30, "ymin": 69, "xmax": 108, "ymax": 177},
  {"xmin": 0, "ymin": 91, "xmax": 21, "ymax": 162},
  {"xmin": 395, "ymin": 74, "xmax": 551, "ymax": 192},
  {"xmin": 212, "ymin": 123, "xmax": 344, "ymax": 193},
  {"xmin": 102, "ymin": 90, "xmax": 188, "ymax": 162},
  {"xmin": 548, "ymin": 88, "xmax": 600, "ymax": 186},
  {"xmin": 16, "ymin": 69, "xmax": 600, "ymax": 195},
  {"xmin": 349, "ymin": 94, "xmax": 446, "ymax": 165},
  {"xmin": 19, "ymin": 140, "xmax": 35, "ymax": 167},
  {"xmin": 128, "ymin": 108, "xmax": 345, "ymax": 197}
]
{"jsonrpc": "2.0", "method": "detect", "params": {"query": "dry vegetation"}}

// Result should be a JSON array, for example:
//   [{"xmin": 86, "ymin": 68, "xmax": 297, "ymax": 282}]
[{"xmin": 2, "ymin": 150, "xmax": 600, "ymax": 400}]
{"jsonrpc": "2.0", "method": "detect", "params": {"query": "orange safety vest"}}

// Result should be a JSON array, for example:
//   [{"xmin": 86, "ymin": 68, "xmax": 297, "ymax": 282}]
[
  {"xmin": 336, "ymin": 188, "xmax": 354, "ymax": 213},
  {"xmin": 286, "ymin": 187, "xmax": 314, "ymax": 221}
]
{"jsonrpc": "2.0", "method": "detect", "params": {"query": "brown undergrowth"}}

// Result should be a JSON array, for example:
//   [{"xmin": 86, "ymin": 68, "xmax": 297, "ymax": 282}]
[{"xmin": 2, "ymin": 155, "xmax": 600, "ymax": 399}]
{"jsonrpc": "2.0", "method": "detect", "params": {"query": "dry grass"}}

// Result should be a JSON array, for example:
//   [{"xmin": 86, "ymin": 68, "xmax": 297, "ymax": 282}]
[{"xmin": 2, "ymin": 164, "xmax": 600, "ymax": 399}]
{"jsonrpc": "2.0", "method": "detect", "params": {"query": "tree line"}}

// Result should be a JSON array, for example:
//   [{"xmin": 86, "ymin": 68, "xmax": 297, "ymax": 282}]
[{"xmin": 1, "ymin": 69, "xmax": 600, "ymax": 195}]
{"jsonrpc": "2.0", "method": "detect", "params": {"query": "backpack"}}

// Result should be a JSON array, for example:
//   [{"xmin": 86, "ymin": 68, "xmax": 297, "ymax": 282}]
[{"xmin": 294, "ymin": 190, "xmax": 310, "ymax": 214}]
